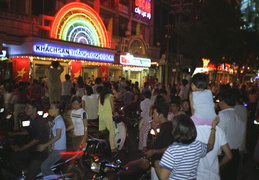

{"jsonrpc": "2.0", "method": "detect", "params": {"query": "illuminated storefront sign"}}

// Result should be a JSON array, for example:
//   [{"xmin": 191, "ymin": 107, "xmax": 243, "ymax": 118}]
[
  {"xmin": 134, "ymin": 0, "xmax": 152, "ymax": 19},
  {"xmin": 0, "ymin": 50, "xmax": 8, "ymax": 61},
  {"xmin": 120, "ymin": 53, "xmax": 151, "ymax": 67},
  {"xmin": 33, "ymin": 42, "xmax": 115, "ymax": 62}
]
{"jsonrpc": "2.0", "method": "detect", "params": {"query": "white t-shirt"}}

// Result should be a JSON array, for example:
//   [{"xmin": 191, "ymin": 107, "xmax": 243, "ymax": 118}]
[
  {"xmin": 196, "ymin": 125, "xmax": 228, "ymax": 180},
  {"xmin": 71, "ymin": 108, "xmax": 86, "ymax": 136},
  {"xmin": 218, "ymin": 108, "xmax": 245, "ymax": 150},
  {"xmin": 192, "ymin": 89, "xmax": 216, "ymax": 120},
  {"xmin": 82, "ymin": 94, "xmax": 99, "ymax": 119}
]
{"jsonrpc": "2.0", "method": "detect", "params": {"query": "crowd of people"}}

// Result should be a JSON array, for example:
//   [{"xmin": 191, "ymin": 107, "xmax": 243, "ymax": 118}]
[{"xmin": 0, "ymin": 61, "xmax": 259, "ymax": 179}]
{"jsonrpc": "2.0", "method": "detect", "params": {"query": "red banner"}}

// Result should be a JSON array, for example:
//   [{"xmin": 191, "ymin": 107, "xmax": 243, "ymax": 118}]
[
  {"xmin": 12, "ymin": 57, "xmax": 30, "ymax": 81},
  {"xmin": 71, "ymin": 61, "xmax": 82, "ymax": 79},
  {"xmin": 100, "ymin": 65, "xmax": 108, "ymax": 78}
]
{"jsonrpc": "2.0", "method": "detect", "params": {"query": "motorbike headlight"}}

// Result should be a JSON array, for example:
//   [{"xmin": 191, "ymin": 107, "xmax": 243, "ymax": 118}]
[
  {"xmin": 37, "ymin": 111, "xmax": 43, "ymax": 116},
  {"xmin": 254, "ymin": 120, "xmax": 259, "ymax": 125},
  {"xmin": 90, "ymin": 162, "xmax": 101, "ymax": 173},
  {"xmin": 43, "ymin": 112, "xmax": 49, "ymax": 118},
  {"xmin": 157, "ymin": 128, "xmax": 160, "ymax": 133},
  {"xmin": 6, "ymin": 114, "xmax": 12, "ymax": 119},
  {"xmin": 0, "ymin": 108, "xmax": 4, "ymax": 113},
  {"xmin": 150, "ymin": 129, "xmax": 155, "ymax": 135}
]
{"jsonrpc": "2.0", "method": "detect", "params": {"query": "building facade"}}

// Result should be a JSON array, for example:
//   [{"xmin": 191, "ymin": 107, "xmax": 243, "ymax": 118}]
[{"xmin": 0, "ymin": 0, "xmax": 162, "ymax": 86}]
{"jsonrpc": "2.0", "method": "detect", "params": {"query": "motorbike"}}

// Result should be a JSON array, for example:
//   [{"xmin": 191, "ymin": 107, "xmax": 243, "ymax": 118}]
[
  {"xmin": 0, "ymin": 133, "xmax": 85, "ymax": 180},
  {"xmin": 116, "ymin": 156, "xmax": 151, "ymax": 180},
  {"xmin": 89, "ymin": 155, "xmax": 128, "ymax": 180}
]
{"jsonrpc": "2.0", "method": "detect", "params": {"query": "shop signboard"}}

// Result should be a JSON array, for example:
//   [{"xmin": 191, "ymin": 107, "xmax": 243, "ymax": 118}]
[
  {"xmin": 33, "ymin": 41, "xmax": 115, "ymax": 63},
  {"xmin": 120, "ymin": 53, "xmax": 151, "ymax": 67}
]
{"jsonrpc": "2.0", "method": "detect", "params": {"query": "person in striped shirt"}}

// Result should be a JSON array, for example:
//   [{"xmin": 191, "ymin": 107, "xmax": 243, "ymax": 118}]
[{"xmin": 154, "ymin": 114, "xmax": 219, "ymax": 180}]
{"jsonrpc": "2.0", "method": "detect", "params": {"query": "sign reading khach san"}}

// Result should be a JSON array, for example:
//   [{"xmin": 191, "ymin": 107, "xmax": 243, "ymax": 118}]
[{"xmin": 33, "ymin": 42, "xmax": 115, "ymax": 62}]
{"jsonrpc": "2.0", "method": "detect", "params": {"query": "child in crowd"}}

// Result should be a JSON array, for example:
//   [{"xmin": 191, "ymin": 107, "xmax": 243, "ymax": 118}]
[
  {"xmin": 181, "ymin": 99, "xmax": 191, "ymax": 116},
  {"xmin": 37, "ymin": 101, "xmax": 66, "ymax": 179},
  {"xmin": 66, "ymin": 96, "xmax": 88, "ymax": 150},
  {"xmin": 154, "ymin": 114, "xmax": 219, "ymax": 179},
  {"xmin": 189, "ymin": 73, "xmax": 217, "ymax": 125}
]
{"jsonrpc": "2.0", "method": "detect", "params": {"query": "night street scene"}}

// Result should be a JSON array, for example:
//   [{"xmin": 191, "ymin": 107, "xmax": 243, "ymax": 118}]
[{"xmin": 1, "ymin": 0, "xmax": 259, "ymax": 179}]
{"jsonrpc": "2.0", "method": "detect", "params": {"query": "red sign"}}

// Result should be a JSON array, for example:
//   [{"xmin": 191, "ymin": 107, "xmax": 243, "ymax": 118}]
[
  {"xmin": 134, "ymin": 0, "xmax": 152, "ymax": 19},
  {"xmin": 12, "ymin": 57, "xmax": 30, "ymax": 81},
  {"xmin": 71, "ymin": 61, "xmax": 82, "ymax": 79}
]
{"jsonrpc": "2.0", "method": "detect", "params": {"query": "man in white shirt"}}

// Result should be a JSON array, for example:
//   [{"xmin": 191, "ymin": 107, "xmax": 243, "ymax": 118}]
[
  {"xmin": 217, "ymin": 90, "xmax": 246, "ymax": 180},
  {"xmin": 195, "ymin": 125, "xmax": 232, "ymax": 180}
]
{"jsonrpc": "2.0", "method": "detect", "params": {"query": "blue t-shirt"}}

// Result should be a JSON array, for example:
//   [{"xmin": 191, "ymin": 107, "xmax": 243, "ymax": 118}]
[
  {"xmin": 159, "ymin": 141, "xmax": 207, "ymax": 180},
  {"xmin": 52, "ymin": 115, "xmax": 66, "ymax": 150}
]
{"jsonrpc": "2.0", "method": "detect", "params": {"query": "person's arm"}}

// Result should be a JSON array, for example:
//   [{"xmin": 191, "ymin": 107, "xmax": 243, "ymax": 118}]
[
  {"xmin": 37, "ymin": 129, "xmax": 62, "ymax": 152},
  {"xmin": 82, "ymin": 99, "xmax": 86, "ymax": 110},
  {"xmin": 207, "ymin": 116, "xmax": 219, "ymax": 152},
  {"xmin": 145, "ymin": 147, "xmax": 168, "ymax": 158},
  {"xmin": 9, "ymin": 130, "xmax": 29, "ymax": 136},
  {"xmin": 66, "ymin": 124, "xmax": 74, "ymax": 132},
  {"xmin": 110, "ymin": 95, "xmax": 115, "ymax": 113},
  {"xmin": 189, "ymin": 93, "xmax": 194, "ymax": 115},
  {"xmin": 219, "ymin": 143, "xmax": 232, "ymax": 168},
  {"xmin": 13, "ymin": 139, "xmax": 39, "ymax": 151},
  {"xmin": 59, "ymin": 64, "xmax": 64, "ymax": 72},
  {"xmin": 154, "ymin": 160, "xmax": 171, "ymax": 180}
]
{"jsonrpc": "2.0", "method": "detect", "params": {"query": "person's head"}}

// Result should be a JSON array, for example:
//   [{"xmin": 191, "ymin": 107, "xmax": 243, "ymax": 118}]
[
  {"xmin": 100, "ymin": 82, "xmax": 112, "ymax": 105},
  {"xmin": 121, "ymin": 77, "xmax": 126, "ymax": 81},
  {"xmin": 65, "ymin": 74, "xmax": 71, "ymax": 81},
  {"xmin": 154, "ymin": 95, "xmax": 165, "ymax": 104},
  {"xmin": 96, "ymin": 86, "xmax": 103, "ymax": 94},
  {"xmin": 49, "ymin": 101, "xmax": 62, "ymax": 117},
  {"xmin": 33, "ymin": 79, "xmax": 38, "ymax": 84},
  {"xmin": 95, "ymin": 77, "xmax": 102, "ymax": 84},
  {"xmin": 191, "ymin": 73, "xmax": 208, "ymax": 90},
  {"xmin": 85, "ymin": 85, "xmax": 93, "ymax": 96},
  {"xmin": 181, "ymin": 79, "xmax": 188, "ymax": 86},
  {"xmin": 77, "ymin": 76, "xmax": 84, "ymax": 86},
  {"xmin": 217, "ymin": 90, "xmax": 236, "ymax": 109},
  {"xmin": 125, "ymin": 86, "xmax": 131, "ymax": 92},
  {"xmin": 181, "ymin": 99, "xmax": 190, "ymax": 112},
  {"xmin": 169, "ymin": 100, "xmax": 181, "ymax": 114},
  {"xmin": 71, "ymin": 96, "xmax": 82, "ymax": 110},
  {"xmin": 25, "ymin": 100, "xmax": 39, "ymax": 117},
  {"xmin": 152, "ymin": 103, "xmax": 169, "ymax": 123},
  {"xmin": 158, "ymin": 88, "xmax": 167, "ymax": 96},
  {"xmin": 51, "ymin": 61, "xmax": 60, "ymax": 68},
  {"xmin": 144, "ymin": 90, "xmax": 151, "ymax": 99},
  {"xmin": 172, "ymin": 114, "xmax": 197, "ymax": 144}
]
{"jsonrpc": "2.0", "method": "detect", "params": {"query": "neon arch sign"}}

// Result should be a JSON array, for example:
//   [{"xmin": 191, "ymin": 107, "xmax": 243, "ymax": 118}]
[{"xmin": 50, "ymin": 2, "xmax": 111, "ymax": 48}]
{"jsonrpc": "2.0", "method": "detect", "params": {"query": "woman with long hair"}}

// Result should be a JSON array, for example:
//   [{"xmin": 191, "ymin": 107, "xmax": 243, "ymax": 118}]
[{"xmin": 98, "ymin": 82, "xmax": 118, "ymax": 154}]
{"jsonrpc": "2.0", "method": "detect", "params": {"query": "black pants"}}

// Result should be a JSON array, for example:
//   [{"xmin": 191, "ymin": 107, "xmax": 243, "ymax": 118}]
[{"xmin": 220, "ymin": 149, "xmax": 240, "ymax": 180}]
